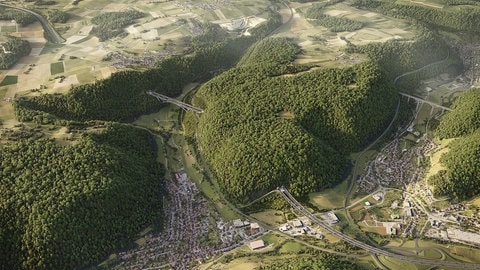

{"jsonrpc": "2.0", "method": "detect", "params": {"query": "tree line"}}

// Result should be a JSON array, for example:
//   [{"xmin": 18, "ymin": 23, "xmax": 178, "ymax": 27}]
[
  {"xmin": 304, "ymin": 3, "xmax": 364, "ymax": 32},
  {"xmin": 257, "ymin": 253, "xmax": 364, "ymax": 270},
  {"xmin": 345, "ymin": 28, "xmax": 461, "ymax": 89},
  {"xmin": 0, "ymin": 8, "xmax": 36, "ymax": 26}
]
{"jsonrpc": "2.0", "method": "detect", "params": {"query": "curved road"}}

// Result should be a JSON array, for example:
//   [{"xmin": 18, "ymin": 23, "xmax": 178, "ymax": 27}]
[
  {"xmin": 0, "ymin": 3, "xmax": 65, "ymax": 44},
  {"xmin": 279, "ymin": 187, "xmax": 480, "ymax": 269}
]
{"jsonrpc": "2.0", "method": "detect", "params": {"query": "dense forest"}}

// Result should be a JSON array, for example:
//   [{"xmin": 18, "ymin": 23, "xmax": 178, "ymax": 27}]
[
  {"xmin": 352, "ymin": 0, "xmax": 480, "ymax": 34},
  {"xmin": 429, "ymin": 130, "xmax": 480, "ymax": 200},
  {"xmin": 257, "ymin": 254, "xmax": 363, "ymax": 270},
  {"xmin": 90, "ymin": 10, "xmax": 146, "ymax": 41},
  {"xmin": 44, "ymin": 9, "xmax": 70, "ymax": 23},
  {"xmin": 430, "ymin": 90, "xmax": 480, "ymax": 200},
  {"xmin": 0, "ymin": 8, "xmax": 36, "ymax": 26},
  {"xmin": 14, "ymin": 13, "xmax": 282, "ymax": 122},
  {"xmin": 0, "ymin": 37, "xmax": 32, "ymax": 69},
  {"xmin": 7, "ymin": 12, "xmax": 284, "ymax": 268},
  {"xmin": 195, "ymin": 38, "xmax": 397, "ymax": 202},
  {"xmin": 435, "ymin": 90, "xmax": 480, "ymax": 138},
  {"xmin": 0, "ymin": 123, "xmax": 164, "ymax": 270}
]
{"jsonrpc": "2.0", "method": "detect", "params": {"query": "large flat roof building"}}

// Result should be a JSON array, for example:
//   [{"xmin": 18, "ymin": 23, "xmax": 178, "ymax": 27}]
[{"xmin": 249, "ymin": 239, "xmax": 266, "ymax": 250}]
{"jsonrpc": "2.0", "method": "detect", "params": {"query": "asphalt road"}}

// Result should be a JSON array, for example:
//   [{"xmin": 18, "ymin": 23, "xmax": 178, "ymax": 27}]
[
  {"xmin": 0, "ymin": 3, "xmax": 65, "ymax": 44},
  {"xmin": 279, "ymin": 187, "xmax": 480, "ymax": 269}
]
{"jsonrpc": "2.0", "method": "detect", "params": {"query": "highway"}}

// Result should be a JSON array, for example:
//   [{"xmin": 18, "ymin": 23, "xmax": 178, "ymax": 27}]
[
  {"xmin": 278, "ymin": 187, "xmax": 480, "ymax": 269},
  {"xmin": 0, "ymin": 3, "xmax": 65, "ymax": 44},
  {"xmin": 398, "ymin": 92, "xmax": 452, "ymax": 111},
  {"xmin": 147, "ymin": 91, "xmax": 204, "ymax": 113}
]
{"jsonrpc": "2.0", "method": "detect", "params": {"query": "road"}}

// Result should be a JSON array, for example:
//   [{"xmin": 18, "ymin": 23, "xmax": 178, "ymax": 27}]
[
  {"xmin": 0, "ymin": 3, "xmax": 65, "ymax": 44},
  {"xmin": 278, "ymin": 187, "xmax": 480, "ymax": 269},
  {"xmin": 398, "ymin": 92, "xmax": 452, "ymax": 111},
  {"xmin": 147, "ymin": 91, "xmax": 204, "ymax": 113},
  {"xmin": 393, "ymin": 51, "xmax": 450, "ymax": 84}
]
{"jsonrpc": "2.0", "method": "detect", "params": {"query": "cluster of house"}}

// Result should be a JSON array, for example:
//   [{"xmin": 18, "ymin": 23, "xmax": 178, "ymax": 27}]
[
  {"xmin": 117, "ymin": 169, "xmax": 254, "ymax": 269},
  {"xmin": 107, "ymin": 50, "xmax": 171, "ymax": 69},
  {"xmin": 357, "ymin": 138, "xmax": 436, "ymax": 193},
  {"xmin": 174, "ymin": 0, "xmax": 231, "ymax": 11}
]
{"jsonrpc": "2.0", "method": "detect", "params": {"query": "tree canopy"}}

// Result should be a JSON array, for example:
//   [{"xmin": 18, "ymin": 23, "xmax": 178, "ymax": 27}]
[
  {"xmin": 430, "ymin": 89, "xmax": 480, "ymax": 200},
  {"xmin": 0, "ymin": 8, "xmax": 36, "ymax": 26},
  {"xmin": 91, "ymin": 10, "xmax": 146, "ymax": 41},
  {"xmin": 0, "ymin": 37, "xmax": 31, "ymax": 69},
  {"xmin": 0, "ymin": 123, "xmax": 164, "ymax": 269},
  {"xmin": 305, "ymin": 3, "xmax": 364, "ymax": 32},
  {"xmin": 14, "ymin": 12, "xmax": 282, "ymax": 123},
  {"xmin": 435, "ymin": 90, "xmax": 480, "ymax": 139},
  {"xmin": 352, "ymin": 0, "xmax": 480, "ymax": 34},
  {"xmin": 430, "ymin": 129, "xmax": 480, "ymax": 199},
  {"xmin": 195, "ymin": 38, "xmax": 397, "ymax": 202},
  {"xmin": 257, "ymin": 254, "xmax": 364, "ymax": 270}
]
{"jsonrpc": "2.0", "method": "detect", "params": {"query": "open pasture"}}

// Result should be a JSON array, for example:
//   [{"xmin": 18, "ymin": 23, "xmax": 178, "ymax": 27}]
[
  {"xmin": 309, "ymin": 176, "xmax": 349, "ymax": 210},
  {"xmin": 274, "ymin": 2, "xmax": 415, "ymax": 66},
  {"xmin": 415, "ymin": 76, "xmax": 470, "ymax": 107}
]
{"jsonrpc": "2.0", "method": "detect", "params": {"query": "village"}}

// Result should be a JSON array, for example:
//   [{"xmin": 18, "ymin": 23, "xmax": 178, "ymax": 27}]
[
  {"xmin": 114, "ymin": 169, "xmax": 267, "ymax": 269},
  {"xmin": 354, "ymin": 119, "xmax": 480, "ymax": 247}
]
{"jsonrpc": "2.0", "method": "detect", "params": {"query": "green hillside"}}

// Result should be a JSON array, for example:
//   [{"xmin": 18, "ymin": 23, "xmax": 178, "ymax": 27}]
[
  {"xmin": 0, "ymin": 124, "xmax": 164, "ymax": 269},
  {"xmin": 195, "ymin": 38, "xmax": 397, "ymax": 202},
  {"xmin": 430, "ymin": 90, "xmax": 480, "ymax": 200},
  {"xmin": 435, "ymin": 90, "xmax": 480, "ymax": 139}
]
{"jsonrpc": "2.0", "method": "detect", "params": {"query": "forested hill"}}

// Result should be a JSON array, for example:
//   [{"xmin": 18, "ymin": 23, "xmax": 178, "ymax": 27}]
[
  {"xmin": 194, "ymin": 38, "xmax": 397, "ymax": 202},
  {"xmin": 0, "ymin": 123, "xmax": 164, "ymax": 270},
  {"xmin": 435, "ymin": 90, "xmax": 480, "ymax": 139},
  {"xmin": 429, "ymin": 90, "xmax": 480, "ymax": 200}
]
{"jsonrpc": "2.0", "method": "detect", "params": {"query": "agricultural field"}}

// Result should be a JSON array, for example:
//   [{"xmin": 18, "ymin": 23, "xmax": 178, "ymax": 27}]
[
  {"xmin": 0, "ymin": 0, "xmax": 274, "ymax": 138},
  {"xmin": 0, "ymin": 0, "xmax": 428, "ymax": 130},
  {"xmin": 273, "ymin": 1, "xmax": 415, "ymax": 67}
]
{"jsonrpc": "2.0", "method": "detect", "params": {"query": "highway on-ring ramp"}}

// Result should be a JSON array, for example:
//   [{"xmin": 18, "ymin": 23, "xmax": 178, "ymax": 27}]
[
  {"xmin": 0, "ymin": 3, "xmax": 65, "ymax": 44},
  {"xmin": 278, "ymin": 187, "xmax": 480, "ymax": 269}
]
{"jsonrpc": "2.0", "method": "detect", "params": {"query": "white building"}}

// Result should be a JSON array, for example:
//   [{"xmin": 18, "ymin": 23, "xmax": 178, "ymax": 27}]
[{"xmin": 292, "ymin": 220, "xmax": 303, "ymax": 228}]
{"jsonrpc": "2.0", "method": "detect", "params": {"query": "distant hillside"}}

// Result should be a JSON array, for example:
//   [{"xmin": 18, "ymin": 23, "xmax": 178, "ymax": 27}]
[
  {"xmin": 352, "ymin": 0, "xmax": 480, "ymax": 34},
  {"xmin": 430, "ymin": 89, "xmax": 480, "ymax": 200},
  {"xmin": 13, "ymin": 12, "xmax": 282, "ymax": 123}
]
